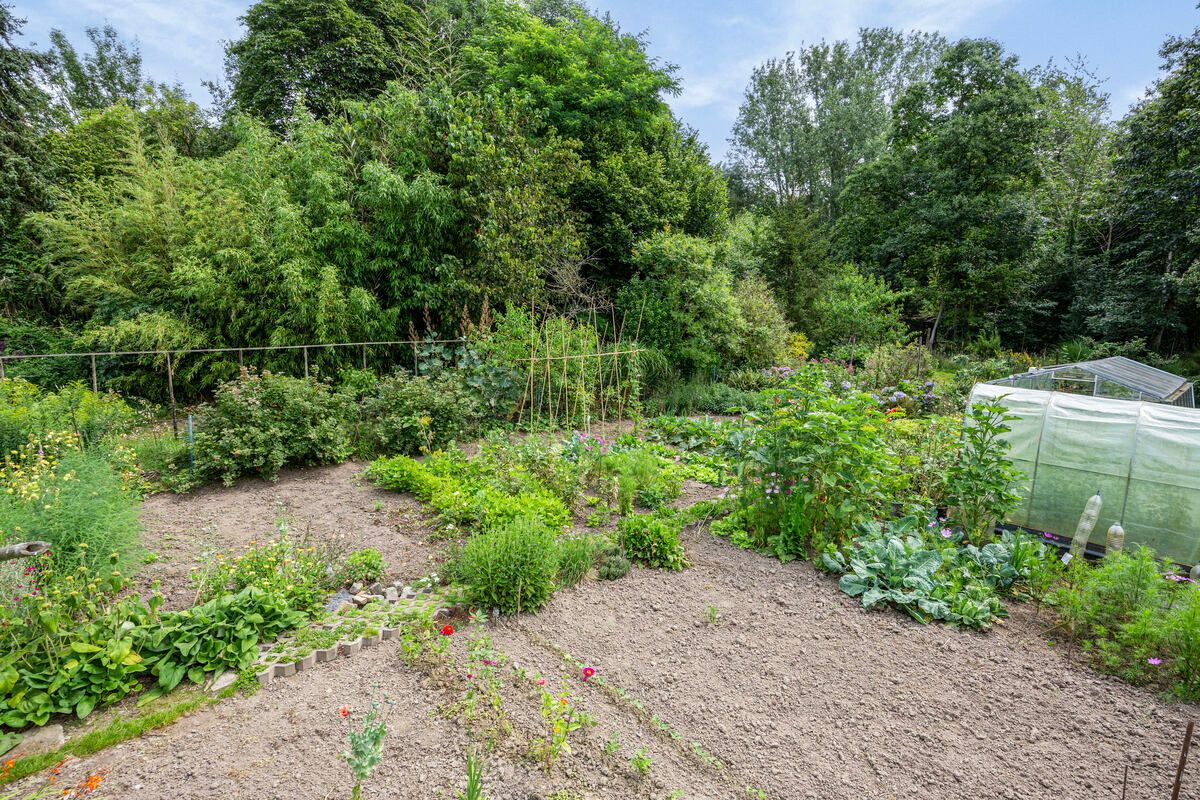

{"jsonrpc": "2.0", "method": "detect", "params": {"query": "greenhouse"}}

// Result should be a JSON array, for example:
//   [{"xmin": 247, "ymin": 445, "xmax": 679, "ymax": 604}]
[
  {"xmin": 988, "ymin": 355, "xmax": 1196, "ymax": 407},
  {"xmin": 970, "ymin": 381, "xmax": 1200, "ymax": 565}
]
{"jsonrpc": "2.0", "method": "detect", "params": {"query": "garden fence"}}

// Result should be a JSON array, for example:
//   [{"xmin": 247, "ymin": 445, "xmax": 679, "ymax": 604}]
[{"xmin": 0, "ymin": 338, "xmax": 641, "ymax": 436}]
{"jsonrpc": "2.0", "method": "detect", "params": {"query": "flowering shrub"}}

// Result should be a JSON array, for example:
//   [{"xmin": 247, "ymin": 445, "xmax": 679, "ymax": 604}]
[
  {"xmin": 193, "ymin": 369, "xmax": 354, "ymax": 485},
  {"xmin": 358, "ymin": 370, "xmax": 480, "ymax": 456}
]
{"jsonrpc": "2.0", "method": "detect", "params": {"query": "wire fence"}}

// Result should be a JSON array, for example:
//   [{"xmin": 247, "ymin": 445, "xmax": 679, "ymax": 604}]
[{"xmin": 0, "ymin": 337, "xmax": 643, "ymax": 436}]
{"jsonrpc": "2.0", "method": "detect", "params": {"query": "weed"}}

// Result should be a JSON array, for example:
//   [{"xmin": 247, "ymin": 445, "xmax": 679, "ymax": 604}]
[
  {"xmin": 705, "ymin": 605, "xmax": 719, "ymax": 625},
  {"xmin": 603, "ymin": 732, "xmax": 621, "ymax": 755},
  {"xmin": 529, "ymin": 679, "xmax": 596, "ymax": 772},
  {"xmin": 629, "ymin": 747, "xmax": 652, "ymax": 777}
]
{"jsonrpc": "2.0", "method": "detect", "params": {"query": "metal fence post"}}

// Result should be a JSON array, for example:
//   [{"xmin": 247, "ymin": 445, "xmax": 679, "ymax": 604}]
[
  {"xmin": 90, "ymin": 354, "xmax": 98, "ymax": 392},
  {"xmin": 0, "ymin": 358, "xmax": 5, "ymax": 380},
  {"xmin": 303, "ymin": 346, "xmax": 309, "ymax": 379},
  {"xmin": 166, "ymin": 352, "xmax": 179, "ymax": 439}
]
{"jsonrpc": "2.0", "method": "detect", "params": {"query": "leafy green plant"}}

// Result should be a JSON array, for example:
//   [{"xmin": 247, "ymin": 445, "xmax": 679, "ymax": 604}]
[
  {"xmin": 457, "ymin": 748, "xmax": 487, "ymax": 800},
  {"xmin": 339, "ymin": 548, "xmax": 386, "ymax": 587},
  {"xmin": 603, "ymin": 732, "xmax": 621, "ymax": 755},
  {"xmin": 193, "ymin": 369, "xmax": 353, "ymax": 485},
  {"xmin": 619, "ymin": 514, "xmax": 688, "ymax": 571},
  {"xmin": 192, "ymin": 522, "xmax": 335, "ymax": 614},
  {"xmin": 556, "ymin": 536, "xmax": 595, "ymax": 589},
  {"xmin": 944, "ymin": 399, "xmax": 1022, "ymax": 544},
  {"xmin": 341, "ymin": 689, "xmax": 396, "ymax": 800},
  {"xmin": 629, "ymin": 747, "xmax": 652, "ymax": 777},
  {"xmin": 455, "ymin": 516, "xmax": 559, "ymax": 614},
  {"xmin": 597, "ymin": 551, "xmax": 631, "ymax": 581},
  {"xmin": 529, "ymin": 678, "xmax": 596, "ymax": 772}
]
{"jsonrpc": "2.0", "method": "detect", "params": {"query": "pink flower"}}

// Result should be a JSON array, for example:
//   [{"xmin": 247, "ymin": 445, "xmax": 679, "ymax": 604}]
[
  {"xmin": 536, "ymin": 678, "xmax": 545, "ymax": 686},
  {"xmin": 582, "ymin": 667, "xmax": 595, "ymax": 682},
  {"xmin": 1148, "ymin": 657, "xmax": 1163, "ymax": 666},
  {"xmin": 940, "ymin": 528, "xmax": 952, "ymax": 539}
]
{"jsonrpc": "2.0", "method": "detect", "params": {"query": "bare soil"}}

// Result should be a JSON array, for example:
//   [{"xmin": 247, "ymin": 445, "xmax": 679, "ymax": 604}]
[
  {"xmin": 136, "ymin": 461, "xmax": 445, "ymax": 609},
  {"xmin": 26, "ymin": 465, "xmax": 1200, "ymax": 799}
]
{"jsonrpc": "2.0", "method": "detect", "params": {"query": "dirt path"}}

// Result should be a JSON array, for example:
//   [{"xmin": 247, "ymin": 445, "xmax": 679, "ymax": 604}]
[{"xmin": 29, "ymin": 468, "xmax": 1200, "ymax": 799}]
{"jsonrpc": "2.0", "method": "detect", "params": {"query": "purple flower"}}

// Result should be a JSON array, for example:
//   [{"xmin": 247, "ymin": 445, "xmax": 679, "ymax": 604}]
[
  {"xmin": 940, "ymin": 528, "xmax": 953, "ymax": 539},
  {"xmin": 1148, "ymin": 657, "xmax": 1163, "ymax": 666}
]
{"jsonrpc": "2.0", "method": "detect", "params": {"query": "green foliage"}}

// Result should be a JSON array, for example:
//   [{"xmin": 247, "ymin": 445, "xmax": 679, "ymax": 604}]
[
  {"xmin": 618, "ymin": 514, "xmax": 687, "ymax": 571},
  {"xmin": 192, "ymin": 526, "xmax": 337, "ymax": 615},
  {"xmin": 339, "ymin": 548, "xmax": 386, "ymax": 587},
  {"xmin": 945, "ymin": 399, "xmax": 1022, "ymax": 544},
  {"xmin": 597, "ymin": 550, "xmax": 631, "ymax": 581},
  {"xmin": 728, "ymin": 28, "xmax": 945, "ymax": 214},
  {"xmin": 0, "ymin": 553, "xmax": 306, "ymax": 731},
  {"xmin": 556, "ymin": 535, "xmax": 595, "ymax": 589},
  {"xmin": 822, "ymin": 519, "xmax": 1052, "ymax": 629},
  {"xmin": 360, "ymin": 370, "xmax": 479, "ymax": 456},
  {"xmin": 732, "ymin": 369, "xmax": 903, "ymax": 559},
  {"xmin": 0, "ymin": 446, "xmax": 141, "ymax": 573},
  {"xmin": 455, "ymin": 516, "xmax": 559, "ymax": 614},
  {"xmin": 836, "ymin": 38, "xmax": 1041, "ymax": 341},
  {"xmin": 367, "ymin": 453, "xmax": 571, "ymax": 534},
  {"xmin": 809, "ymin": 263, "xmax": 906, "ymax": 354},
  {"xmin": 1053, "ymin": 547, "xmax": 1200, "ymax": 696},
  {"xmin": 0, "ymin": 378, "xmax": 134, "ymax": 455},
  {"xmin": 193, "ymin": 370, "xmax": 353, "ymax": 485},
  {"xmin": 617, "ymin": 232, "xmax": 742, "ymax": 376},
  {"xmin": 602, "ymin": 449, "xmax": 681, "ymax": 513}
]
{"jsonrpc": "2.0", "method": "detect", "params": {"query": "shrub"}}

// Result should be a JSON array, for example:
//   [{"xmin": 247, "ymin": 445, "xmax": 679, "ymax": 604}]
[
  {"xmin": 597, "ymin": 552, "xmax": 631, "ymax": 581},
  {"xmin": 0, "ymin": 378, "xmax": 134, "ymax": 454},
  {"xmin": 619, "ymin": 514, "xmax": 687, "ymax": 571},
  {"xmin": 455, "ymin": 516, "xmax": 559, "ymax": 614},
  {"xmin": 556, "ymin": 536, "xmax": 595, "ymax": 588},
  {"xmin": 360, "ymin": 370, "xmax": 479, "ymax": 456},
  {"xmin": 730, "ymin": 274, "xmax": 791, "ymax": 369},
  {"xmin": 602, "ymin": 449, "xmax": 681, "ymax": 513},
  {"xmin": 193, "ymin": 369, "xmax": 353, "ymax": 485},
  {"xmin": 340, "ymin": 548, "xmax": 387, "ymax": 586}
]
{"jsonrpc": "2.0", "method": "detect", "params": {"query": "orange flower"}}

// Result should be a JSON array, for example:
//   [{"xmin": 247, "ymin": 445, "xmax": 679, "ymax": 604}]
[
  {"xmin": 339, "ymin": 706, "xmax": 349, "ymax": 718},
  {"xmin": 85, "ymin": 773, "xmax": 104, "ymax": 791}
]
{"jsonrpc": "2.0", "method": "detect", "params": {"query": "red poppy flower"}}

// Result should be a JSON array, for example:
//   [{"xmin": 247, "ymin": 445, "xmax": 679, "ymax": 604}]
[
  {"xmin": 582, "ymin": 667, "xmax": 595, "ymax": 681},
  {"xmin": 441, "ymin": 624, "xmax": 454, "ymax": 636},
  {"xmin": 339, "ymin": 706, "xmax": 349, "ymax": 718}
]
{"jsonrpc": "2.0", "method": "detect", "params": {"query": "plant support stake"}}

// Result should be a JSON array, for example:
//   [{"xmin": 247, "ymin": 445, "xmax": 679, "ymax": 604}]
[{"xmin": 1171, "ymin": 720, "xmax": 1194, "ymax": 800}]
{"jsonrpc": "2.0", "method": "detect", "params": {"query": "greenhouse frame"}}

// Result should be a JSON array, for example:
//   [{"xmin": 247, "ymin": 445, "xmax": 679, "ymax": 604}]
[
  {"xmin": 970, "ymin": 381, "xmax": 1200, "ymax": 566},
  {"xmin": 988, "ymin": 355, "xmax": 1195, "ymax": 407}
]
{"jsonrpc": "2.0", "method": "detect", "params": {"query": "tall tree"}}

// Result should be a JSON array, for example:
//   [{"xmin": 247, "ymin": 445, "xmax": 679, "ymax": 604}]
[
  {"xmin": 728, "ymin": 28, "xmax": 945, "ymax": 217},
  {"xmin": 0, "ymin": 4, "xmax": 50, "ymax": 241},
  {"xmin": 226, "ymin": 0, "xmax": 412, "ymax": 126},
  {"xmin": 837, "ymin": 39, "xmax": 1042, "ymax": 344},
  {"xmin": 45, "ymin": 25, "xmax": 144, "ymax": 122},
  {"xmin": 1085, "ymin": 18, "xmax": 1200, "ymax": 351},
  {"xmin": 1015, "ymin": 60, "xmax": 1114, "ymax": 347}
]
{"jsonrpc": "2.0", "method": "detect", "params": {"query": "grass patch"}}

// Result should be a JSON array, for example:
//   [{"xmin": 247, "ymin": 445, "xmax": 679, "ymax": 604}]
[{"xmin": 0, "ymin": 684, "xmax": 237, "ymax": 785}]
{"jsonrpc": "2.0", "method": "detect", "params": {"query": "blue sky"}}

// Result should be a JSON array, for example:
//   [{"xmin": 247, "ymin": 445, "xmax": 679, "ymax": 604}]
[{"xmin": 10, "ymin": 0, "xmax": 1200, "ymax": 160}]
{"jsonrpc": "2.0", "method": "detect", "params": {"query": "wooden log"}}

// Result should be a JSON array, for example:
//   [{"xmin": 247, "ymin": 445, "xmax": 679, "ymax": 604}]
[{"xmin": 0, "ymin": 541, "xmax": 51, "ymax": 562}]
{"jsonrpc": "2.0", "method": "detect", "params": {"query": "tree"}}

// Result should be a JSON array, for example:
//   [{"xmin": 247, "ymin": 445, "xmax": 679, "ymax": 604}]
[
  {"xmin": 45, "ymin": 25, "xmax": 144, "ymax": 122},
  {"xmin": 1016, "ymin": 60, "xmax": 1114, "ymax": 348},
  {"xmin": 1085, "ymin": 18, "xmax": 1200, "ymax": 351},
  {"xmin": 809, "ymin": 263, "xmax": 905, "ymax": 354},
  {"xmin": 0, "ymin": 5, "xmax": 51, "ymax": 239},
  {"xmin": 836, "ymin": 39, "xmax": 1042, "ymax": 344},
  {"xmin": 226, "ymin": 0, "xmax": 412, "ymax": 126},
  {"xmin": 728, "ymin": 28, "xmax": 945, "ymax": 217}
]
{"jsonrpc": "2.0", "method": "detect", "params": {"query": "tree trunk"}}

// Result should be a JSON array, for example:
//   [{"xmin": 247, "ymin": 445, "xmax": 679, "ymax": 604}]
[{"xmin": 0, "ymin": 541, "xmax": 51, "ymax": 562}]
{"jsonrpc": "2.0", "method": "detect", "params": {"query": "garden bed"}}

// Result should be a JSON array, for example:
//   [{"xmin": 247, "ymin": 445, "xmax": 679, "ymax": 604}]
[{"xmin": 15, "ymin": 466, "xmax": 1199, "ymax": 799}]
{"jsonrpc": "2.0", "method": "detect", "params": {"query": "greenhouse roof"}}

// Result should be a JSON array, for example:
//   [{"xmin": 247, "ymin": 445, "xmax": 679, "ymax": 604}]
[{"xmin": 989, "ymin": 356, "xmax": 1195, "ymax": 407}]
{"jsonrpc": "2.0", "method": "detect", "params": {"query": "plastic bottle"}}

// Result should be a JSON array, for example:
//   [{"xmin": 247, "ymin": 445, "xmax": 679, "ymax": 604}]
[
  {"xmin": 1070, "ymin": 490, "xmax": 1102, "ymax": 557},
  {"xmin": 1105, "ymin": 523, "xmax": 1125, "ymax": 555}
]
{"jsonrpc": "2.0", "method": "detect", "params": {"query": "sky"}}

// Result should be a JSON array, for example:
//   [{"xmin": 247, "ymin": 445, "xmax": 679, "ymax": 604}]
[{"xmin": 9, "ymin": 0, "xmax": 1200, "ymax": 161}]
